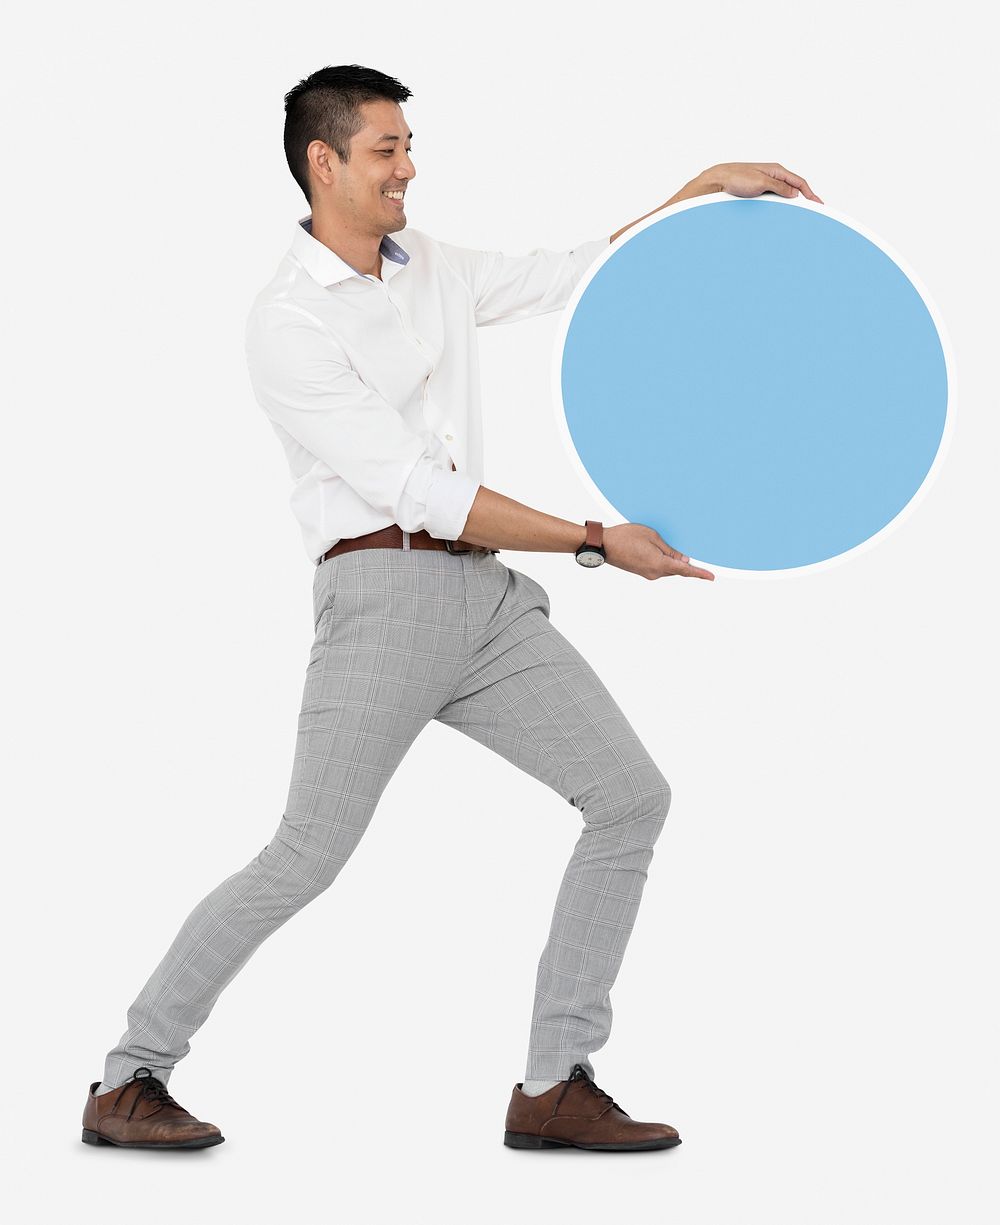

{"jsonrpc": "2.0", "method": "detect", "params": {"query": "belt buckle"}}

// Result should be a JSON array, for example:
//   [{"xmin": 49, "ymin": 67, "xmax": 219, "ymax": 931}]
[{"xmin": 446, "ymin": 539, "xmax": 498, "ymax": 555}]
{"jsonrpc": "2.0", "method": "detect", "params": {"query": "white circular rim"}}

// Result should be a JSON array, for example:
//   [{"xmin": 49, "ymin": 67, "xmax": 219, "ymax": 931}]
[{"xmin": 550, "ymin": 193, "xmax": 956, "ymax": 582}]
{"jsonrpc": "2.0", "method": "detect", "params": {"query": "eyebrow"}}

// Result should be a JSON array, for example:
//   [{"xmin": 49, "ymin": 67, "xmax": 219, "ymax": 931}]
[{"xmin": 375, "ymin": 132, "xmax": 413, "ymax": 141}]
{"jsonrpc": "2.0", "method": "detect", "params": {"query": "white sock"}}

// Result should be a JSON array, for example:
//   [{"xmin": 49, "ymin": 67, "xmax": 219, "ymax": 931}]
[
  {"xmin": 95, "ymin": 1082, "xmax": 118, "ymax": 1095},
  {"xmin": 521, "ymin": 1079, "xmax": 561, "ymax": 1096}
]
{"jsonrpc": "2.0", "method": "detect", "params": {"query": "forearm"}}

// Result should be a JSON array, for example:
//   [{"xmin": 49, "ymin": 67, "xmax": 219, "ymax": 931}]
[
  {"xmin": 456, "ymin": 485, "xmax": 588, "ymax": 553},
  {"xmin": 610, "ymin": 168, "xmax": 722, "ymax": 244}
]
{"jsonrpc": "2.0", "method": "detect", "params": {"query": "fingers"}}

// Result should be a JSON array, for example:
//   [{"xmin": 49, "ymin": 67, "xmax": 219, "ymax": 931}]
[
  {"xmin": 672, "ymin": 562, "xmax": 715, "ymax": 580},
  {"xmin": 761, "ymin": 172, "xmax": 799, "ymax": 197},
  {"xmin": 652, "ymin": 536, "xmax": 714, "ymax": 580},
  {"xmin": 762, "ymin": 163, "xmax": 825, "ymax": 203},
  {"xmin": 657, "ymin": 541, "xmax": 689, "ymax": 563}
]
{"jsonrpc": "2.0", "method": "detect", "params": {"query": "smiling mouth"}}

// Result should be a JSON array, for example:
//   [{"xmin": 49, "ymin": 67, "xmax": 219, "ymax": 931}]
[{"xmin": 383, "ymin": 190, "xmax": 406, "ymax": 203}]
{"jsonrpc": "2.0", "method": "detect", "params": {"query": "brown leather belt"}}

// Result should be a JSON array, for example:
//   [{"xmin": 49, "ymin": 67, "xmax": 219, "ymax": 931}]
[
  {"xmin": 321, "ymin": 525, "xmax": 497, "ymax": 563},
  {"xmin": 320, "ymin": 461, "xmax": 498, "ymax": 564}
]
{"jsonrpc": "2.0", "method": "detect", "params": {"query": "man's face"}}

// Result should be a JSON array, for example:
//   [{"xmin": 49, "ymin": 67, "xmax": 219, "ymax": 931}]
[{"xmin": 325, "ymin": 98, "xmax": 415, "ymax": 235}]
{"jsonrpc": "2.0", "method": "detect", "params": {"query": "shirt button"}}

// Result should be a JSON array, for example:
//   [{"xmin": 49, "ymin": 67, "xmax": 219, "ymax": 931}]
[{"xmin": 445, "ymin": 433, "xmax": 453, "ymax": 441}]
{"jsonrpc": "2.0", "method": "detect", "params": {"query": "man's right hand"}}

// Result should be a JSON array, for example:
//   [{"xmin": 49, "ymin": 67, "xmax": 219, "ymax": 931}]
[{"xmin": 604, "ymin": 523, "xmax": 715, "ymax": 581}]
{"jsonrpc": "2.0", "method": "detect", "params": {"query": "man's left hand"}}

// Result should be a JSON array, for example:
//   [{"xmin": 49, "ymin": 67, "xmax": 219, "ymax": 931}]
[{"xmin": 702, "ymin": 162, "xmax": 824, "ymax": 203}]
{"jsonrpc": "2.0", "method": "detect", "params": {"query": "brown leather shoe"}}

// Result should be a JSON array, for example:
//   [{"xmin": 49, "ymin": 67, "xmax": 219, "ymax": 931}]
[
  {"xmin": 82, "ymin": 1067, "xmax": 225, "ymax": 1148},
  {"xmin": 504, "ymin": 1063, "xmax": 681, "ymax": 1151}
]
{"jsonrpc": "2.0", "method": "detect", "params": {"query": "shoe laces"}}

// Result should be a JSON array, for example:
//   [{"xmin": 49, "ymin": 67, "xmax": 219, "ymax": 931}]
[
  {"xmin": 117, "ymin": 1066, "xmax": 182, "ymax": 1120},
  {"xmin": 554, "ymin": 1063, "xmax": 626, "ymax": 1116}
]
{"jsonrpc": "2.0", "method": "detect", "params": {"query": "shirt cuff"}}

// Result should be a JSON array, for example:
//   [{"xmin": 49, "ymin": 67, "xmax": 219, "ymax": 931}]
[{"xmin": 398, "ymin": 457, "xmax": 481, "ymax": 541}]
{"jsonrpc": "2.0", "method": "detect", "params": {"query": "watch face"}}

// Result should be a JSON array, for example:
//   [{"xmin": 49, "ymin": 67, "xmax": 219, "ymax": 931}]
[{"xmin": 577, "ymin": 549, "xmax": 605, "ymax": 567}]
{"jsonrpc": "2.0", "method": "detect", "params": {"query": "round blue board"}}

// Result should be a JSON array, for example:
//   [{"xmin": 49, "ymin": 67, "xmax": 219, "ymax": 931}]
[{"xmin": 557, "ymin": 197, "xmax": 950, "ymax": 573}]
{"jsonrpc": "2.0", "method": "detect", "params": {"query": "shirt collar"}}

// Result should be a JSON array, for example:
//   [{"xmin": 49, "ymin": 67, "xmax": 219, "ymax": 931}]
[{"xmin": 292, "ymin": 214, "xmax": 410, "ymax": 287}]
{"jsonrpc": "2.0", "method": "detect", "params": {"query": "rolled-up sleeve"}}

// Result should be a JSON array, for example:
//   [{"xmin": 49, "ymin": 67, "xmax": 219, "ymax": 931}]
[
  {"xmin": 245, "ymin": 304, "xmax": 481, "ymax": 540},
  {"xmin": 398, "ymin": 456, "xmax": 480, "ymax": 541},
  {"xmin": 437, "ymin": 235, "xmax": 609, "ymax": 327}
]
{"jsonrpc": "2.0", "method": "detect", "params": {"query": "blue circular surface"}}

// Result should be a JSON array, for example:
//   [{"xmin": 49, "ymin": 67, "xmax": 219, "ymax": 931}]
[{"xmin": 559, "ymin": 198, "xmax": 949, "ymax": 571}]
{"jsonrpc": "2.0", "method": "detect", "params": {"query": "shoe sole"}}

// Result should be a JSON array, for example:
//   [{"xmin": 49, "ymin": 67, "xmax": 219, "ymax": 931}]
[
  {"xmin": 504, "ymin": 1129, "xmax": 681, "ymax": 1151},
  {"xmin": 82, "ymin": 1128, "xmax": 225, "ymax": 1149}
]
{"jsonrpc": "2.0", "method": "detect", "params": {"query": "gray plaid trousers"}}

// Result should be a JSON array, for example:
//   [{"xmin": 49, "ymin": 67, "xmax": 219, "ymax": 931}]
[{"xmin": 102, "ymin": 547, "xmax": 671, "ymax": 1089}]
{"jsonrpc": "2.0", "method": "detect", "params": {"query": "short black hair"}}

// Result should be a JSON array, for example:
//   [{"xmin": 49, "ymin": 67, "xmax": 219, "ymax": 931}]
[{"xmin": 283, "ymin": 64, "xmax": 412, "ymax": 207}]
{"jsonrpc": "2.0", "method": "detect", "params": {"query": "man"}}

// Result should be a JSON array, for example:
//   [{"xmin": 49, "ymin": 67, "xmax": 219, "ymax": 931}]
[{"xmin": 82, "ymin": 64, "xmax": 821, "ymax": 1152}]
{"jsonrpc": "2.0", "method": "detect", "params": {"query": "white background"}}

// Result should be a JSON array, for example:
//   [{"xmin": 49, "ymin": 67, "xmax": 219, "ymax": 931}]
[{"xmin": 2, "ymin": 1, "xmax": 997, "ymax": 1221}]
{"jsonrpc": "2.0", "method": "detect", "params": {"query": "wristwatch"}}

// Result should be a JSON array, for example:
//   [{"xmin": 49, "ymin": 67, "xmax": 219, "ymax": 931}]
[{"xmin": 574, "ymin": 520, "xmax": 606, "ymax": 568}]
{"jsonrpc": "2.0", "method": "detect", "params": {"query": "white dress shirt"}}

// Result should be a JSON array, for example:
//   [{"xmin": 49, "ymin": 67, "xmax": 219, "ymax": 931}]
[{"xmin": 244, "ymin": 214, "xmax": 609, "ymax": 564}]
